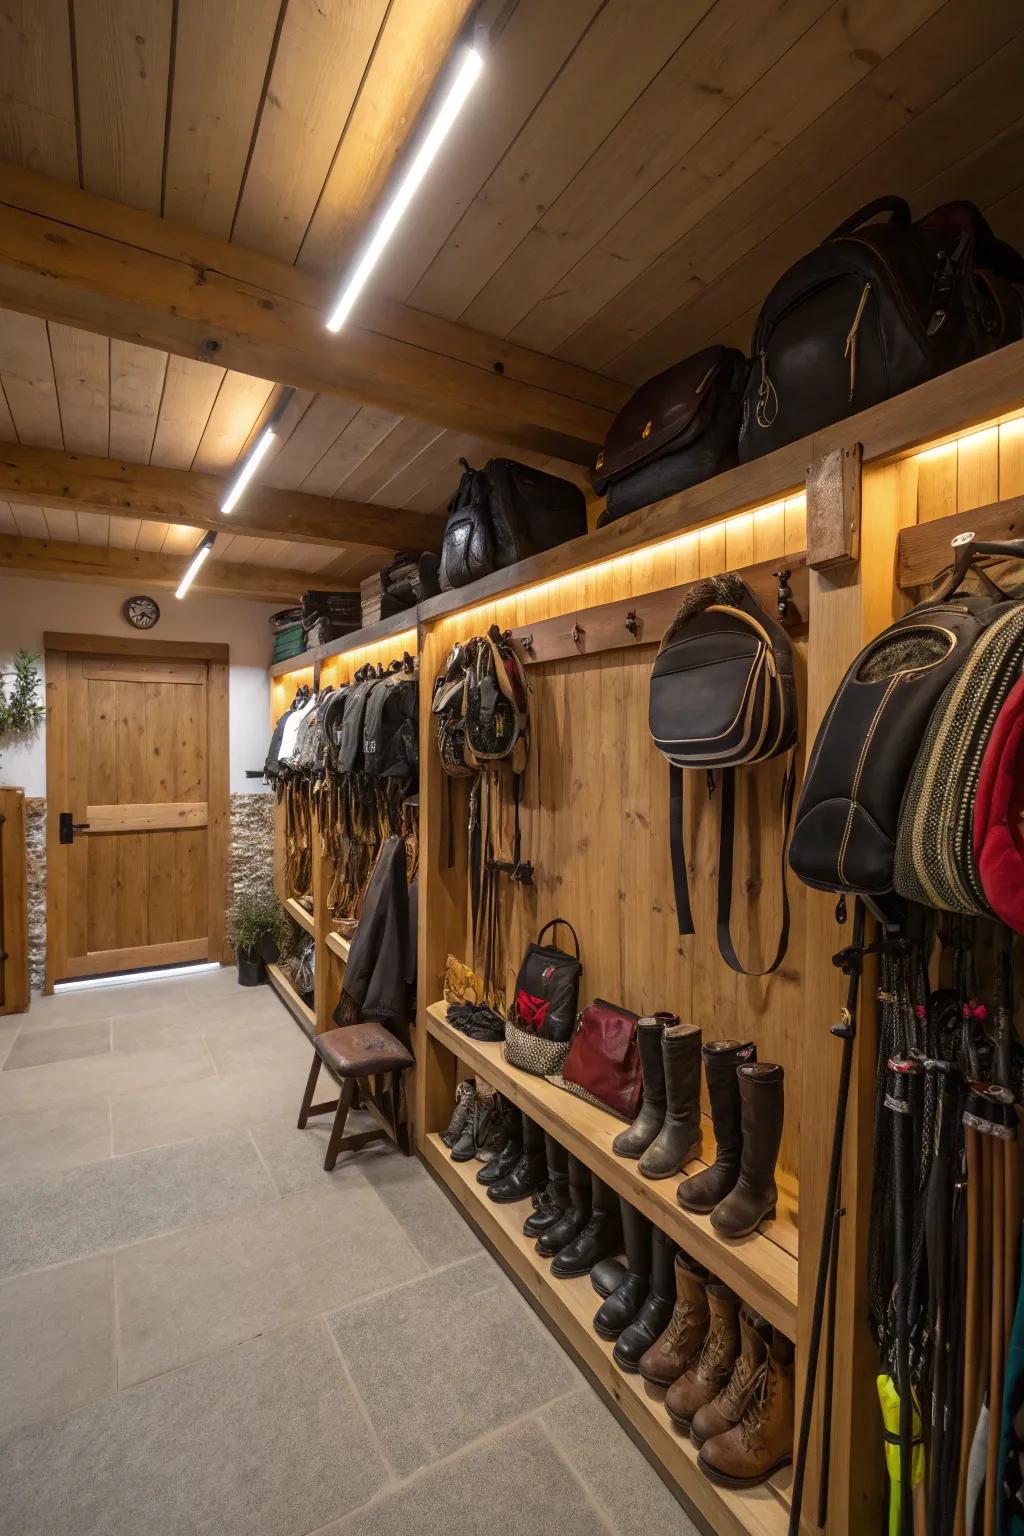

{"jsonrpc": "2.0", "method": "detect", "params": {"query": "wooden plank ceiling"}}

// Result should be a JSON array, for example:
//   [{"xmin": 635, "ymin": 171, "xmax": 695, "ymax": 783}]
[{"xmin": 0, "ymin": 0, "xmax": 1022, "ymax": 597}]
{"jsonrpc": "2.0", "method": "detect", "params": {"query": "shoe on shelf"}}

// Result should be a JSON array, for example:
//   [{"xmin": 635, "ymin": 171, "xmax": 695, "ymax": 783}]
[
  {"xmin": 523, "ymin": 1176, "xmax": 570, "ymax": 1237},
  {"xmin": 637, "ymin": 1254, "xmax": 709, "ymax": 1387},
  {"xmin": 475, "ymin": 1097, "xmax": 515, "ymax": 1163},
  {"xmin": 450, "ymin": 1096, "xmax": 491, "ymax": 1163},
  {"xmin": 486, "ymin": 1149, "xmax": 548, "ymax": 1204},
  {"xmin": 590, "ymin": 1257, "xmax": 627, "ymax": 1299},
  {"xmin": 690, "ymin": 1308, "xmax": 772, "ymax": 1449},
  {"xmin": 536, "ymin": 1154, "xmax": 591, "ymax": 1257},
  {"xmin": 697, "ymin": 1330, "xmax": 794, "ymax": 1488},
  {"xmin": 676, "ymin": 1040, "xmax": 755, "ymax": 1213},
  {"xmin": 665, "ymin": 1284, "xmax": 740, "ymax": 1431},
  {"xmin": 441, "ymin": 1081, "xmax": 476, "ymax": 1149},
  {"xmin": 593, "ymin": 1199, "xmax": 651, "ymax": 1339},
  {"xmin": 710, "ymin": 1064, "xmax": 785, "ymax": 1238},
  {"xmin": 550, "ymin": 1188, "xmax": 622, "ymax": 1279},
  {"xmin": 638, "ymin": 1024, "xmax": 703, "ymax": 1180},
  {"xmin": 612, "ymin": 1227, "xmax": 677, "ymax": 1373},
  {"xmin": 613, "ymin": 1014, "xmax": 672, "ymax": 1158},
  {"xmin": 475, "ymin": 1120, "xmax": 524, "ymax": 1185}
]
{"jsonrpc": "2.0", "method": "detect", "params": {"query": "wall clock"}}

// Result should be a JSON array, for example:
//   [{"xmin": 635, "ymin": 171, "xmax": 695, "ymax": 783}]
[{"xmin": 123, "ymin": 595, "xmax": 161, "ymax": 630}]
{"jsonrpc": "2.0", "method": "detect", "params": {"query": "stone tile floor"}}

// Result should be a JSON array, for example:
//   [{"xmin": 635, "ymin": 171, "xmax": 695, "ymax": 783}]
[{"xmin": 0, "ymin": 967, "xmax": 700, "ymax": 1536}]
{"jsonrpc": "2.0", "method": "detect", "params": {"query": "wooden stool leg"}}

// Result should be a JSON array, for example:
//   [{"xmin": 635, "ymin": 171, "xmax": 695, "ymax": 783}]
[
  {"xmin": 324, "ymin": 1078, "xmax": 357, "ymax": 1171},
  {"xmin": 297, "ymin": 1054, "xmax": 321, "ymax": 1129}
]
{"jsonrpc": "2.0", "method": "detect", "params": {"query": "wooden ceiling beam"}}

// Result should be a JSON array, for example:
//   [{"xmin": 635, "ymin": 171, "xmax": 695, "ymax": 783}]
[
  {"xmin": 0, "ymin": 531, "xmax": 346, "ymax": 603},
  {"xmin": 0, "ymin": 441, "xmax": 423, "ymax": 553},
  {"xmin": 0, "ymin": 166, "xmax": 624, "ymax": 465}
]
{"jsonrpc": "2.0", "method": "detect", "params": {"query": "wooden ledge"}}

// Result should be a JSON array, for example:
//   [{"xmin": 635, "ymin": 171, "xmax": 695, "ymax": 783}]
[
  {"xmin": 284, "ymin": 897, "xmax": 314, "ymax": 937},
  {"xmin": 423, "ymin": 1002, "xmax": 797, "ymax": 1336},
  {"xmin": 267, "ymin": 962, "xmax": 315, "ymax": 1039},
  {"xmin": 324, "ymin": 930, "xmax": 351, "ymax": 961},
  {"xmin": 269, "ymin": 610, "xmax": 419, "ymax": 679}
]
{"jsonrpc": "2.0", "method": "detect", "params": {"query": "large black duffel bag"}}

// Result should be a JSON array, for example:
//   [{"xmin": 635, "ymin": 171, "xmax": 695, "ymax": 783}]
[
  {"xmin": 738, "ymin": 197, "xmax": 1024, "ymax": 463},
  {"xmin": 438, "ymin": 458, "xmax": 586, "ymax": 590}
]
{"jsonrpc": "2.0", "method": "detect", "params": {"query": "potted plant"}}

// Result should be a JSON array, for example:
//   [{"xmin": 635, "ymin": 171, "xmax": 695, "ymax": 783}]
[{"xmin": 227, "ymin": 888, "xmax": 290, "ymax": 987}]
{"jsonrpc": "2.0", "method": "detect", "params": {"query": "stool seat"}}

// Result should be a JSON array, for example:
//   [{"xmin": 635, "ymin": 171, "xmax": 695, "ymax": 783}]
[{"xmin": 315, "ymin": 1023, "xmax": 414, "ymax": 1078}]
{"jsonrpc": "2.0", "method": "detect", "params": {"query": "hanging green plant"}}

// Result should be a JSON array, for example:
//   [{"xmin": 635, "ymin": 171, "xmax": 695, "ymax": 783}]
[{"xmin": 0, "ymin": 649, "xmax": 46, "ymax": 737}]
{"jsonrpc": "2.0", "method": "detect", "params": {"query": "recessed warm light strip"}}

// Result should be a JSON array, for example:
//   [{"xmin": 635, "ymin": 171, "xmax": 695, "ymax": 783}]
[
  {"xmin": 325, "ymin": 44, "xmax": 484, "ymax": 333},
  {"xmin": 176, "ymin": 531, "xmax": 216, "ymax": 599}
]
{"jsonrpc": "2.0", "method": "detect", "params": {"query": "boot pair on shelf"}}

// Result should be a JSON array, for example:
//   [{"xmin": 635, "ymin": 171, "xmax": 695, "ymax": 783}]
[
  {"xmin": 613, "ymin": 1015, "xmax": 702, "ymax": 1179},
  {"xmin": 676, "ymin": 1041, "xmax": 785, "ymax": 1239},
  {"xmin": 443, "ymin": 1081, "xmax": 514, "ymax": 1164},
  {"xmin": 687, "ymin": 1306, "xmax": 794, "ymax": 1492},
  {"xmin": 529, "ymin": 1142, "xmax": 623, "ymax": 1278}
]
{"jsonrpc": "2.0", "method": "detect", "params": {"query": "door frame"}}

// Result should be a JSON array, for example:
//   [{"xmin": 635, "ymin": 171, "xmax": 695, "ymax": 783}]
[{"xmin": 44, "ymin": 631, "xmax": 230, "ymax": 992}]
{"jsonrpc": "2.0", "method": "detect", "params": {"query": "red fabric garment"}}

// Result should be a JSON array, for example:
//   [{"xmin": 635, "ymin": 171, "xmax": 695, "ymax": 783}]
[{"xmin": 974, "ymin": 674, "xmax": 1024, "ymax": 934}]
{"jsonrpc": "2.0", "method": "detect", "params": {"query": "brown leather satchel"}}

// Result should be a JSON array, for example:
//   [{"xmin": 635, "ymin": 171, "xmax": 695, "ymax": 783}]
[
  {"xmin": 557, "ymin": 999, "xmax": 642, "ymax": 1120},
  {"xmin": 593, "ymin": 345, "xmax": 745, "ymax": 523}
]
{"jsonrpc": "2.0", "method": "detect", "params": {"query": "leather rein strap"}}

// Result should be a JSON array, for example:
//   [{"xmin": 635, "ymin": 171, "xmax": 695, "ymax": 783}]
[{"xmin": 670, "ymin": 755, "xmax": 796, "ymax": 976}]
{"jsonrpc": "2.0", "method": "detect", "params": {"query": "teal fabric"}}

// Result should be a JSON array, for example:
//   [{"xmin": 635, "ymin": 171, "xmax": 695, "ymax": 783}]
[{"xmin": 1000, "ymin": 1226, "xmax": 1024, "ymax": 1532}]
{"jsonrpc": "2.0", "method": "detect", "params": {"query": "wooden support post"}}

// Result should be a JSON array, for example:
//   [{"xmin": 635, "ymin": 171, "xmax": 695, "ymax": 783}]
[
  {"xmin": 0, "ymin": 786, "xmax": 29, "ymax": 1014},
  {"xmin": 806, "ymin": 444, "xmax": 862, "ymax": 572}
]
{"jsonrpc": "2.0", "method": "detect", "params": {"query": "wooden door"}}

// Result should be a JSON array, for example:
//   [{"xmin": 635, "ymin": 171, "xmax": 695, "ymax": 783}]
[{"xmin": 45, "ymin": 634, "xmax": 229, "ymax": 987}]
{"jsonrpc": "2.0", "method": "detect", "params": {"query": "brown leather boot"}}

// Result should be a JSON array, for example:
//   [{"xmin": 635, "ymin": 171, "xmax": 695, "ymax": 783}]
[
  {"xmin": 612, "ymin": 1015, "xmax": 671, "ymax": 1158},
  {"xmin": 698, "ymin": 1330, "xmax": 794, "ymax": 1488},
  {"xmin": 690, "ymin": 1308, "xmax": 770, "ymax": 1449},
  {"xmin": 676, "ymin": 1040, "xmax": 756, "ymax": 1213},
  {"xmin": 710, "ymin": 1063, "xmax": 784, "ymax": 1238},
  {"xmin": 637, "ymin": 1253, "xmax": 708, "ymax": 1386},
  {"xmin": 665, "ymin": 1283, "xmax": 740, "ymax": 1430},
  {"xmin": 638, "ymin": 1024, "xmax": 702, "ymax": 1180}
]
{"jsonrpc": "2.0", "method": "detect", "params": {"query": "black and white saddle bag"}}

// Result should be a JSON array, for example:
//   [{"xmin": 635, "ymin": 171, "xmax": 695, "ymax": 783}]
[{"xmin": 649, "ymin": 575, "xmax": 798, "ymax": 974}]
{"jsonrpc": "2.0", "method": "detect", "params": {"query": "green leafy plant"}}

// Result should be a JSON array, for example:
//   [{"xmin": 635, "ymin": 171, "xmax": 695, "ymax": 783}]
[
  {"xmin": 0, "ymin": 650, "xmax": 46, "ymax": 737},
  {"xmin": 227, "ymin": 887, "xmax": 291, "ymax": 957}
]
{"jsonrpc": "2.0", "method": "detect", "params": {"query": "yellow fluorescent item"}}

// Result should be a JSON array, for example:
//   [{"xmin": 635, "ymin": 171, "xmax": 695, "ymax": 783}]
[{"xmin": 325, "ymin": 45, "xmax": 484, "ymax": 333}]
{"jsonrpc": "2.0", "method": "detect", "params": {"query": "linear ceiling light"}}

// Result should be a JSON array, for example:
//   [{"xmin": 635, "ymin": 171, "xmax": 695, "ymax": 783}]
[
  {"xmin": 325, "ymin": 43, "xmax": 484, "ymax": 333},
  {"xmin": 220, "ymin": 386, "xmax": 296, "ymax": 514},
  {"xmin": 176, "ymin": 531, "xmax": 216, "ymax": 599}
]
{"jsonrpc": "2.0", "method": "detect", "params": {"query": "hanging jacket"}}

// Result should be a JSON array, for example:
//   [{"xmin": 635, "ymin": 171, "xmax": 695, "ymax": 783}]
[{"xmin": 334, "ymin": 836, "xmax": 415, "ymax": 1047}]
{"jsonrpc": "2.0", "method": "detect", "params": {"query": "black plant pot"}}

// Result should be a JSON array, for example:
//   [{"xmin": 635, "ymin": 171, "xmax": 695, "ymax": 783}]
[{"xmin": 237, "ymin": 947, "xmax": 266, "ymax": 987}]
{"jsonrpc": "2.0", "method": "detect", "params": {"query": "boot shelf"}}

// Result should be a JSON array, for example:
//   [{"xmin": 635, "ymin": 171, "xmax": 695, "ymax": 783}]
[
  {"xmin": 424, "ymin": 1132, "xmax": 791, "ymax": 1536},
  {"xmin": 267, "ymin": 963, "xmax": 315, "ymax": 1040},
  {"xmin": 324, "ymin": 930, "xmax": 351, "ymax": 961},
  {"xmin": 284, "ymin": 897, "xmax": 314, "ymax": 937},
  {"xmin": 423, "ymin": 1002, "xmax": 798, "ymax": 1337}
]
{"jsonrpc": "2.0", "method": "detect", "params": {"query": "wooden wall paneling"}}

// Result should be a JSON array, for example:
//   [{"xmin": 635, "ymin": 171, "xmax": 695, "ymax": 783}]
[
  {"xmin": 150, "ymin": 356, "xmax": 225, "ymax": 469},
  {"xmin": 48, "ymin": 325, "xmax": 110, "ymax": 456},
  {"xmin": 295, "ymin": 0, "xmax": 476, "ymax": 279},
  {"xmin": 336, "ymin": 420, "xmax": 446, "ymax": 505},
  {"xmin": 42, "ymin": 648, "xmax": 68, "ymax": 991},
  {"xmin": 163, "ymin": 0, "xmax": 283, "ymax": 239},
  {"xmin": 82, "ymin": 660, "xmax": 117, "ymax": 957},
  {"xmin": 190, "ymin": 372, "xmax": 276, "ymax": 473},
  {"xmin": 230, "ymin": 0, "xmax": 391, "ymax": 263},
  {"xmin": 0, "ymin": 311, "xmax": 62, "ymax": 447},
  {"xmin": 912, "ymin": 441, "xmax": 957, "ymax": 524},
  {"xmin": 998, "ymin": 417, "xmax": 1024, "ymax": 498},
  {"xmin": 297, "ymin": 406, "xmax": 401, "ymax": 498},
  {"xmin": 108, "ymin": 341, "xmax": 167, "ymax": 461},
  {"xmin": 260, "ymin": 397, "xmax": 362, "ymax": 492},
  {"xmin": 73, "ymin": 0, "xmax": 173, "ymax": 214},
  {"xmin": 0, "ymin": 787, "xmax": 28, "ymax": 1014},
  {"xmin": 206, "ymin": 660, "xmax": 229, "ymax": 962},
  {"xmin": 955, "ymin": 425, "xmax": 1000, "ymax": 512},
  {"xmin": 0, "ymin": 1, "xmax": 77, "ymax": 182}
]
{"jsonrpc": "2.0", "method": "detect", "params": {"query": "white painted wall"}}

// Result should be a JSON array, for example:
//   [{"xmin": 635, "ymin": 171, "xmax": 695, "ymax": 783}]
[{"xmin": 0, "ymin": 573, "xmax": 280, "ymax": 795}]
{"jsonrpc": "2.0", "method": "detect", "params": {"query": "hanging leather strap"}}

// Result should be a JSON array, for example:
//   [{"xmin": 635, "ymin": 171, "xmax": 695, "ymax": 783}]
[
  {"xmin": 715, "ymin": 753, "xmax": 796, "ymax": 976},
  {"xmin": 669, "ymin": 764, "xmax": 696, "ymax": 938}
]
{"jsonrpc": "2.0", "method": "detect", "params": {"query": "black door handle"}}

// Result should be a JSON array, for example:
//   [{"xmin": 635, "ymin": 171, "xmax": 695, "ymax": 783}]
[{"xmin": 58, "ymin": 812, "xmax": 91, "ymax": 845}]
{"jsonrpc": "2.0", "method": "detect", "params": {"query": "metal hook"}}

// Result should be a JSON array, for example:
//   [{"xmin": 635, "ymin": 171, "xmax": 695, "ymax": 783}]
[
  {"xmin": 571, "ymin": 622, "xmax": 584, "ymax": 649},
  {"xmin": 774, "ymin": 568, "xmax": 793, "ymax": 622},
  {"xmin": 519, "ymin": 632, "xmax": 534, "ymax": 656},
  {"xmin": 625, "ymin": 609, "xmax": 641, "ymax": 639}
]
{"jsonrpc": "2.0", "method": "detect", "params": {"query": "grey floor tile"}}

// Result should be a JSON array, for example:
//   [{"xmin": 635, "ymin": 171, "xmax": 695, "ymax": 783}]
[
  {"xmin": 202, "ymin": 1012, "xmax": 312, "ymax": 1076},
  {"xmin": 4, "ymin": 1019, "xmax": 111, "ymax": 1071},
  {"xmin": 356, "ymin": 1142, "xmax": 484, "ymax": 1269},
  {"xmin": 249, "ymin": 1113, "xmax": 380, "ymax": 1197},
  {"xmin": 328, "ymin": 1253, "xmax": 577, "ymax": 1477},
  {"xmin": 0, "ymin": 1019, "xmax": 20, "ymax": 1068},
  {"xmin": 20, "ymin": 976, "xmax": 196, "ymax": 1031},
  {"xmin": 539, "ymin": 1389, "xmax": 698, "ymax": 1536},
  {"xmin": 185, "ymin": 964, "xmax": 250, "ymax": 1005},
  {"xmin": 0, "ymin": 1037, "xmax": 213, "ymax": 1117},
  {"xmin": 111, "ymin": 989, "xmax": 285, "ymax": 1055},
  {"xmin": 111, "ymin": 1058, "xmax": 310, "ymax": 1153},
  {"xmin": 0, "ymin": 1318, "xmax": 388, "ymax": 1536},
  {"xmin": 116, "ymin": 1180, "xmax": 424, "ymax": 1387},
  {"xmin": 0, "ymin": 1255, "xmax": 116, "ymax": 1437},
  {"xmin": 0, "ymin": 1100, "xmax": 112, "ymax": 1187},
  {"xmin": 0, "ymin": 1129, "xmax": 274, "ymax": 1278},
  {"xmin": 323, "ymin": 1419, "xmax": 610, "ymax": 1536}
]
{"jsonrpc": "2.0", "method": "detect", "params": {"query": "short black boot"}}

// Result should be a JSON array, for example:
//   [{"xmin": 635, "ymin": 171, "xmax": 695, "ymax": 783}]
[
  {"xmin": 487, "ymin": 1113, "xmax": 547, "ymax": 1203},
  {"xmin": 593, "ymin": 1199, "xmax": 651, "ymax": 1338},
  {"xmin": 613, "ymin": 1014, "xmax": 672, "ymax": 1158},
  {"xmin": 536, "ymin": 1154, "xmax": 591, "ymax": 1256},
  {"xmin": 613, "ymin": 1226, "xmax": 677, "ymax": 1372},
  {"xmin": 551, "ymin": 1175, "xmax": 622, "ymax": 1278},
  {"xmin": 638, "ymin": 1024, "xmax": 703, "ymax": 1179},
  {"xmin": 475, "ymin": 1101, "xmax": 522, "ymax": 1184},
  {"xmin": 523, "ymin": 1134, "xmax": 570, "ymax": 1236},
  {"xmin": 451, "ymin": 1091, "xmax": 493, "ymax": 1163},
  {"xmin": 677, "ymin": 1040, "xmax": 755, "ymax": 1213}
]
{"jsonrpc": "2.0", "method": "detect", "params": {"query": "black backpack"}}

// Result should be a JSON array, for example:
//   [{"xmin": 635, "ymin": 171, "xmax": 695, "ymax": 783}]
[
  {"xmin": 439, "ymin": 458, "xmax": 587, "ymax": 590},
  {"xmin": 336, "ymin": 668, "xmax": 380, "ymax": 775},
  {"xmin": 739, "ymin": 197, "xmax": 1024, "ymax": 463},
  {"xmin": 363, "ymin": 661, "xmax": 418, "ymax": 780}
]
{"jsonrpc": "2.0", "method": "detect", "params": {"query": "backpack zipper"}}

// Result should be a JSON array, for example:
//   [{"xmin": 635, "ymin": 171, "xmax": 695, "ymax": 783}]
[{"xmin": 844, "ymin": 282, "xmax": 872, "ymax": 403}]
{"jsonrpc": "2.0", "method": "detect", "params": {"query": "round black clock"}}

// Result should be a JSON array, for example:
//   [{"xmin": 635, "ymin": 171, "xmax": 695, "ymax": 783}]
[{"xmin": 123, "ymin": 595, "xmax": 160, "ymax": 630}]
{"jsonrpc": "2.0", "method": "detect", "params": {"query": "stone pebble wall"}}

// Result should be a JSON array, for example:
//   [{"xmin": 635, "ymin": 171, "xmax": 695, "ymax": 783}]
[{"xmin": 21, "ymin": 793, "xmax": 274, "ymax": 989}]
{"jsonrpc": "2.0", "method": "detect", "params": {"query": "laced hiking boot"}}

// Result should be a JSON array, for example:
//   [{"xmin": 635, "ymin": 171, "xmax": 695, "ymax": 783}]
[
  {"xmin": 475, "ymin": 1111, "xmax": 523, "ymax": 1185},
  {"xmin": 524, "ymin": 1133, "xmax": 570, "ymax": 1235},
  {"xmin": 488, "ymin": 1114, "xmax": 547, "ymax": 1203},
  {"xmin": 613, "ymin": 1226, "xmax": 677, "ymax": 1372},
  {"xmin": 639, "ymin": 1024, "xmax": 703, "ymax": 1179},
  {"xmin": 690, "ymin": 1309, "xmax": 771, "ymax": 1449},
  {"xmin": 450, "ymin": 1096, "xmax": 491, "ymax": 1163},
  {"xmin": 613, "ymin": 1014, "xmax": 672, "ymax": 1158},
  {"xmin": 475, "ymin": 1096, "xmax": 514, "ymax": 1163},
  {"xmin": 441, "ymin": 1081, "xmax": 476, "ymax": 1148},
  {"xmin": 711, "ymin": 1064, "xmax": 785, "ymax": 1238},
  {"xmin": 638, "ymin": 1254, "xmax": 709, "ymax": 1387},
  {"xmin": 536, "ymin": 1154, "xmax": 592, "ymax": 1257},
  {"xmin": 551, "ymin": 1176, "xmax": 622, "ymax": 1278},
  {"xmin": 698, "ymin": 1330, "xmax": 794, "ymax": 1488},
  {"xmin": 666, "ymin": 1284, "xmax": 740, "ymax": 1431},
  {"xmin": 677, "ymin": 1041, "xmax": 756, "ymax": 1213},
  {"xmin": 594, "ymin": 1199, "xmax": 652, "ymax": 1339}
]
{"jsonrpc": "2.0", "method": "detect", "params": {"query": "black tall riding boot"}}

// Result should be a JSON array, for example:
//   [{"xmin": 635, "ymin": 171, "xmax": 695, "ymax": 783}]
[
  {"xmin": 613, "ymin": 1014, "xmax": 672, "ymax": 1157},
  {"xmin": 488, "ymin": 1113, "xmax": 547, "ymax": 1203},
  {"xmin": 711, "ymin": 1064, "xmax": 784, "ymax": 1237},
  {"xmin": 551, "ymin": 1174, "xmax": 622, "ymax": 1278},
  {"xmin": 476, "ymin": 1099, "xmax": 522, "ymax": 1185},
  {"xmin": 536, "ymin": 1154, "xmax": 591, "ymax": 1256},
  {"xmin": 613, "ymin": 1226, "xmax": 677, "ymax": 1372},
  {"xmin": 677, "ymin": 1040, "xmax": 756, "ymax": 1213},
  {"xmin": 523, "ymin": 1134, "xmax": 570, "ymax": 1237},
  {"xmin": 593, "ymin": 1199, "xmax": 651, "ymax": 1338}
]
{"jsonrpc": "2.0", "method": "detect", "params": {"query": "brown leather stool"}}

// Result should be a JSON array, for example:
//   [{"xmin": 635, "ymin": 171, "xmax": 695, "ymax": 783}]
[{"xmin": 297, "ymin": 1023, "xmax": 414, "ymax": 1170}]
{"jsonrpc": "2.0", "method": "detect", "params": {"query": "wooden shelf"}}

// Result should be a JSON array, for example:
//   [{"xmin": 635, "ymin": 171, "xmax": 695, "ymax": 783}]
[
  {"xmin": 423, "ymin": 1002, "xmax": 797, "ymax": 1336},
  {"xmin": 423, "ymin": 1133, "xmax": 790, "ymax": 1536},
  {"xmin": 284, "ymin": 896, "xmax": 314, "ymax": 936},
  {"xmin": 268, "ymin": 610, "xmax": 419, "ymax": 678},
  {"xmin": 324, "ymin": 929, "xmax": 351, "ymax": 961},
  {"xmin": 267, "ymin": 962, "xmax": 315, "ymax": 1039}
]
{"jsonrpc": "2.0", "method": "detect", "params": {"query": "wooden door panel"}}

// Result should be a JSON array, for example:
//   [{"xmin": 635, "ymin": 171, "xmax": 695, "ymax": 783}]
[{"xmin": 46, "ymin": 641, "xmax": 227, "ymax": 985}]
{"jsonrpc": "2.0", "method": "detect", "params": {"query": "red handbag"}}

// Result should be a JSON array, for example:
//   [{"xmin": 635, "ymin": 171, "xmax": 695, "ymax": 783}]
[{"xmin": 560, "ymin": 999, "xmax": 642, "ymax": 1120}]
